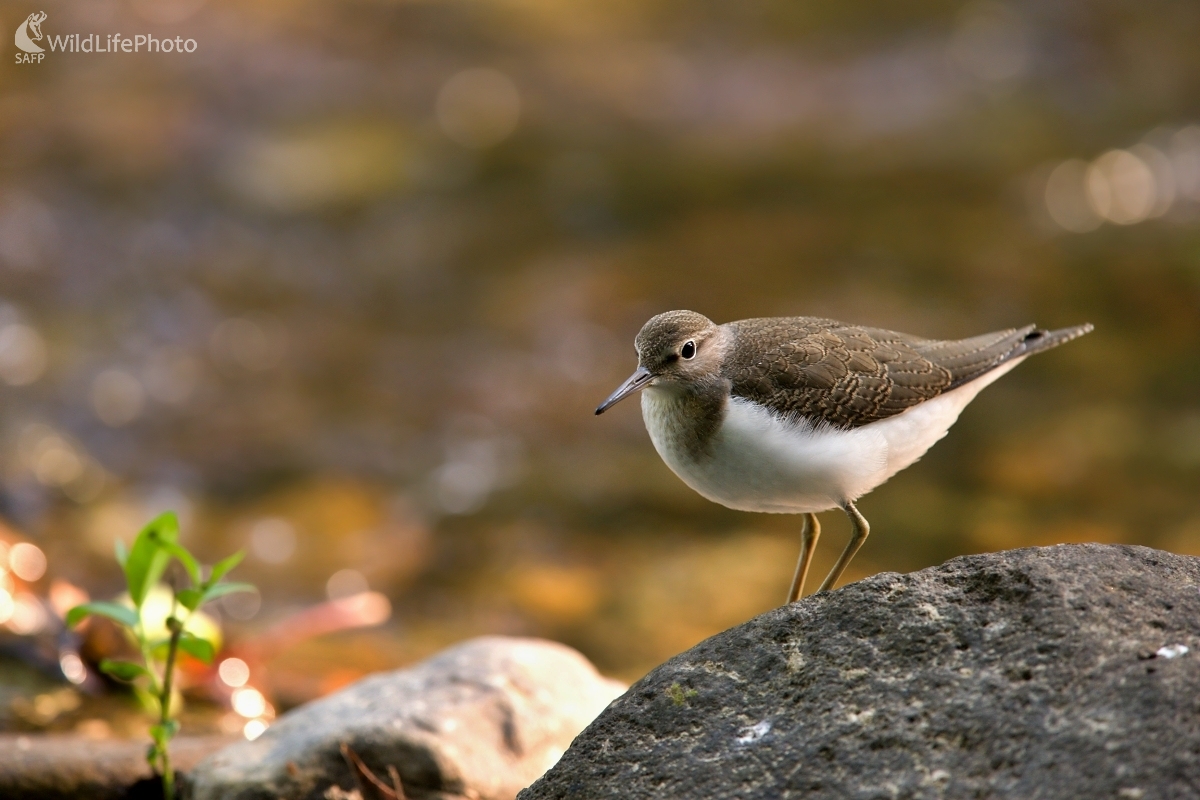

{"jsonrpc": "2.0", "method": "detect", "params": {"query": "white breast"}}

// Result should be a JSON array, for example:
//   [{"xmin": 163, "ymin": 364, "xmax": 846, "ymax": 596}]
[{"xmin": 641, "ymin": 357, "xmax": 1023, "ymax": 514}]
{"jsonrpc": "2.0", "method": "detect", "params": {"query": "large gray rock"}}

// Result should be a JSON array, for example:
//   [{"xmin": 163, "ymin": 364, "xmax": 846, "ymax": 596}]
[
  {"xmin": 521, "ymin": 544, "xmax": 1200, "ymax": 800},
  {"xmin": 188, "ymin": 636, "xmax": 625, "ymax": 800}
]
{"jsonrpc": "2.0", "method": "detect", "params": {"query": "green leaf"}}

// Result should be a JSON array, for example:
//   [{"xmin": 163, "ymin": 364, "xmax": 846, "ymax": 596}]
[
  {"xmin": 207, "ymin": 551, "xmax": 245, "ymax": 586},
  {"xmin": 124, "ymin": 512, "xmax": 179, "ymax": 608},
  {"xmin": 114, "ymin": 538, "xmax": 129, "ymax": 568},
  {"xmin": 149, "ymin": 719, "xmax": 179, "ymax": 749},
  {"xmin": 177, "ymin": 632, "xmax": 215, "ymax": 664},
  {"xmin": 99, "ymin": 659, "xmax": 150, "ymax": 682},
  {"xmin": 132, "ymin": 685, "xmax": 159, "ymax": 715},
  {"xmin": 200, "ymin": 582, "xmax": 256, "ymax": 606},
  {"xmin": 162, "ymin": 542, "xmax": 200, "ymax": 586},
  {"xmin": 149, "ymin": 725, "xmax": 165, "ymax": 748},
  {"xmin": 66, "ymin": 601, "xmax": 139, "ymax": 630},
  {"xmin": 176, "ymin": 588, "xmax": 204, "ymax": 612}
]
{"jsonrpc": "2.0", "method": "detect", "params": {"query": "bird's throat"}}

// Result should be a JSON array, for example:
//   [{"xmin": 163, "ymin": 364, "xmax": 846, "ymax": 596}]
[{"xmin": 641, "ymin": 381, "xmax": 727, "ymax": 463}]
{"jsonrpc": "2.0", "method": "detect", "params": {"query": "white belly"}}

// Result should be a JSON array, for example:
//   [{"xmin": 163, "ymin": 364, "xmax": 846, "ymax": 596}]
[{"xmin": 641, "ymin": 358, "xmax": 1023, "ymax": 514}]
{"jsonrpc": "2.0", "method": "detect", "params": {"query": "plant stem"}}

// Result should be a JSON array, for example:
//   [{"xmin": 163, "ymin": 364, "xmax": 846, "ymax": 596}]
[
  {"xmin": 160, "ymin": 614, "xmax": 183, "ymax": 800},
  {"xmin": 137, "ymin": 617, "xmax": 162, "ymax": 698}
]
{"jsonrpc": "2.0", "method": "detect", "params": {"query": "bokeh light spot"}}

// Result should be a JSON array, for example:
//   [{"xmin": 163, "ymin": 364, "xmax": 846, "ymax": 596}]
[
  {"xmin": 333, "ymin": 591, "xmax": 392, "ymax": 626},
  {"xmin": 0, "ymin": 590, "xmax": 14, "ymax": 624},
  {"xmin": 33, "ymin": 437, "xmax": 83, "ymax": 487},
  {"xmin": 232, "ymin": 687, "xmax": 267, "ymax": 718},
  {"xmin": 243, "ymin": 719, "xmax": 268, "ymax": 740},
  {"xmin": 9, "ymin": 543, "xmax": 47, "ymax": 582},
  {"xmin": 60, "ymin": 653, "xmax": 87, "ymax": 684},
  {"xmin": 8, "ymin": 592, "xmax": 48, "ymax": 634},
  {"xmin": 1043, "ymin": 160, "xmax": 1101, "ymax": 233},
  {"xmin": 221, "ymin": 589, "xmax": 262, "ymax": 621},
  {"xmin": 1129, "ymin": 143, "xmax": 1175, "ymax": 218},
  {"xmin": 142, "ymin": 347, "xmax": 201, "ymax": 405},
  {"xmin": 250, "ymin": 518, "xmax": 296, "ymax": 564},
  {"xmin": 1086, "ymin": 149, "xmax": 1157, "ymax": 225},
  {"xmin": 326, "ymin": 568, "xmax": 369, "ymax": 600},
  {"xmin": 436, "ymin": 68, "xmax": 521, "ymax": 149},
  {"xmin": 0, "ymin": 323, "xmax": 48, "ymax": 385},
  {"xmin": 1169, "ymin": 126, "xmax": 1200, "ymax": 200},
  {"xmin": 218, "ymin": 657, "xmax": 251, "ymax": 688},
  {"xmin": 91, "ymin": 369, "xmax": 146, "ymax": 427}
]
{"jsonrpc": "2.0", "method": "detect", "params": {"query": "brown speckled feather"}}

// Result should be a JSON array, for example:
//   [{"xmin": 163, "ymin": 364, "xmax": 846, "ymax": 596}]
[{"xmin": 722, "ymin": 317, "xmax": 1091, "ymax": 430}]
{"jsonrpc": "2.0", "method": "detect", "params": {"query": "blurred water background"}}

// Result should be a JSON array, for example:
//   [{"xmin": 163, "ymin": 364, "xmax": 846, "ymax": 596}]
[{"xmin": 1, "ymin": 0, "xmax": 1199, "ymax": 738}]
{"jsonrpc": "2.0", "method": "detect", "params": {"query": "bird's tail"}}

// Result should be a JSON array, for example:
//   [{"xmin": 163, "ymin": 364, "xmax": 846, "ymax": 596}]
[
  {"xmin": 934, "ymin": 322, "xmax": 1093, "ymax": 390},
  {"xmin": 1012, "ymin": 323, "xmax": 1094, "ymax": 359}
]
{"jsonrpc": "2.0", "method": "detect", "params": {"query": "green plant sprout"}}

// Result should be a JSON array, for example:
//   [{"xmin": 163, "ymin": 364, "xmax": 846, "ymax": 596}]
[
  {"xmin": 66, "ymin": 512, "xmax": 255, "ymax": 800},
  {"xmin": 666, "ymin": 682, "xmax": 697, "ymax": 706}
]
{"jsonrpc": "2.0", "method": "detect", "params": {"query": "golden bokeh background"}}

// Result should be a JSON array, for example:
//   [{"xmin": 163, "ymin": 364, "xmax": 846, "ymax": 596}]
[{"xmin": 0, "ymin": 0, "xmax": 1199, "ymax": 735}]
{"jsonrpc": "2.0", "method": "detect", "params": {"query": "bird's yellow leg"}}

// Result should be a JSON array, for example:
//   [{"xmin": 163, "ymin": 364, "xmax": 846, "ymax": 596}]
[
  {"xmin": 786, "ymin": 512, "xmax": 821, "ymax": 604},
  {"xmin": 816, "ymin": 501, "xmax": 870, "ymax": 593}
]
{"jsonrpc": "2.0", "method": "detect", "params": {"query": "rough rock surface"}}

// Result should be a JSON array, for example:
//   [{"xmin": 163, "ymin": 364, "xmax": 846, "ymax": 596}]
[
  {"xmin": 521, "ymin": 545, "xmax": 1200, "ymax": 800},
  {"xmin": 187, "ymin": 636, "xmax": 625, "ymax": 800},
  {"xmin": 0, "ymin": 735, "xmax": 234, "ymax": 800}
]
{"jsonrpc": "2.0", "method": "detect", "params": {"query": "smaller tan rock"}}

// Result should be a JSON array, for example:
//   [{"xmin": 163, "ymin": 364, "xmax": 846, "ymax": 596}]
[
  {"xmin": 0, "ymin": 735, "xmax": 233, "ymax": 800},
  {"xmin": 187, "ymin": 636, "xmax": 625, "ymax": 800}
]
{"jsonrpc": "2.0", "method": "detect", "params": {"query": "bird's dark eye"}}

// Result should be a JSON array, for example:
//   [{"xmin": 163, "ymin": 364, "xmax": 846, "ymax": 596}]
[{"xmin": 681, "ymin": 340, "xmax": 696, "ymax": 360}]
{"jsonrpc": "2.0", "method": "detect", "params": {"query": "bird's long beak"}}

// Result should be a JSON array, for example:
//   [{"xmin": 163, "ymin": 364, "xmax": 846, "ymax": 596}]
[{"xmin": 595, "ymin": 366, "xmax": 652, "ymax": 415}]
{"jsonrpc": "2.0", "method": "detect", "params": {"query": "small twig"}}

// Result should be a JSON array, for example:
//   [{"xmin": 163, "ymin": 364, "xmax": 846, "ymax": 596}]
[
  {"xmin": 387, "ymin": 765, "xmax": 407, "ymax": 800},
  {"xmin": 339, "ymin": 742, "xmax": 369, "ymax": 798},
  {"xmin": 339, "ymin": 742, "xmax": 405, "ymax": 800}
]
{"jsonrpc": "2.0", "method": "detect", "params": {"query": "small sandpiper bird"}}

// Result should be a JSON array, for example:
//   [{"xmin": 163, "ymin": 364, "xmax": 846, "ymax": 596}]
[{"xmin": 595, "ymin": 311, "xmax": 1092, "ymax": 603}]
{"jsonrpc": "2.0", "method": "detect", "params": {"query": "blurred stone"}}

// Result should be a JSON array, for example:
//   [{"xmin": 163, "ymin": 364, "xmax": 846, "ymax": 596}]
[
  {"xmin": 521, "ymin": 545, "xmax": 1200, "ymax": 800},
  {"xmin": 187, "ymin": 636, "xmax": 625, "ymax": 800},
  {"xmin": 0, "ymin": 735, "xmax": 234, "ymax": 800}
]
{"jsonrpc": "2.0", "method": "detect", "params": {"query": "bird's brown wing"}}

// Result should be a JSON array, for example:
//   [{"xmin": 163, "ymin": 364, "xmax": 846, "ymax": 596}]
[{"xmin": 722, "ymin": 316, "xmax": 1046, "ymax": 429}]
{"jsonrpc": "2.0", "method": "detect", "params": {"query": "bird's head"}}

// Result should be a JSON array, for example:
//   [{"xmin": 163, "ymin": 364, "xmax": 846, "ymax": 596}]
[{"xmin": 595, "ymin": 310, "xmax": 722, "ymax": 414}]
